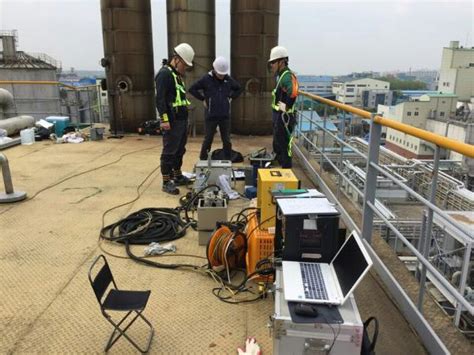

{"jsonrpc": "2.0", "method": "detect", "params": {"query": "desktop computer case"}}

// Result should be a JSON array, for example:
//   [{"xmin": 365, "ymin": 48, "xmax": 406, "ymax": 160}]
[{"xmin": 272, "ymin": 270, "xmax": 363, "ymax": 355}]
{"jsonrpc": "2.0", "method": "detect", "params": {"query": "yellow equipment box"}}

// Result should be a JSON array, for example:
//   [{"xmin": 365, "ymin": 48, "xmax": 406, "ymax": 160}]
[{"xmin": 257, "ymin": 169, "xmax": 299, "ymax": 229}]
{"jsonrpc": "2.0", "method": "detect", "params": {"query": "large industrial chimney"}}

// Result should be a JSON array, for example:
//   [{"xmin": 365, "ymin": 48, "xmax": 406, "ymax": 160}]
[
  {"xmin": 100, "ymin": 0, "xmax": 156, "ymax": 133},
  {"xmin": 231, "ymin": 0, "xmax": 279, "ymax": 135},
  {"xmin": 167, "ymin": 0, "xmax": 216, "ymax": 134}
]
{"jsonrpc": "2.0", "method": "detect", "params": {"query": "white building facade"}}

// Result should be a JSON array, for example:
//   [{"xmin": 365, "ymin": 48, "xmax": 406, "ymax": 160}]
[
  {"xmin": 437, "ymin": 41, "xmax": 474, "ymax": 102},
  {"xmin": 378, "ymin": 94, "xmax": 458, "ymax": 159},
  {"xmin": 332, "ymin": 78, "xmax": 390, "ymax": 108}
]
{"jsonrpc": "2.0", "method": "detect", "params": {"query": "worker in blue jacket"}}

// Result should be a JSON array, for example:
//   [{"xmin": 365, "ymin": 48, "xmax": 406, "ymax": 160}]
[{"xmin": 189, "ymin": 57, "xmax": 243, "ymax": 160}]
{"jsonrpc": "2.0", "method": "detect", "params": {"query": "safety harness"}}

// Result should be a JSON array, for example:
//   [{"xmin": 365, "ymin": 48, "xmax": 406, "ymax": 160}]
[
  {"xmin": 166, "ymin": 65, "xmax": 190, "ymax": 108},
  {"xmin": 271, "ymin": 69, "xmax": 296, "ymax": 114},
  {"xmin": 272, "ymin": 69, "xmax": 296, "ymax": 157}
]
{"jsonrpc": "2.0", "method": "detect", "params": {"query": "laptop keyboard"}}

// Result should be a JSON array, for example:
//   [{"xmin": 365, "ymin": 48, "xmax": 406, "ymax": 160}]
[{"xmin": 300, "ymin": 263, "xmax": 328, "ymax": 300}]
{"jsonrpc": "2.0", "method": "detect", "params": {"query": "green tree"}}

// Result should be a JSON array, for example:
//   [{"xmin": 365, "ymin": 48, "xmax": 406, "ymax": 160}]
[{"xmin": 379, "ymin": 75, "xmax": 427, "ymax": 90}]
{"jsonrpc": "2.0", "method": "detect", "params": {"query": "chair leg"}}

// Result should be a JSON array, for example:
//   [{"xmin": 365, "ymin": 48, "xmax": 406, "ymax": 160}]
[{"xmin": 104, "ymin": 310, "xmax": 154, "ymax": 353}]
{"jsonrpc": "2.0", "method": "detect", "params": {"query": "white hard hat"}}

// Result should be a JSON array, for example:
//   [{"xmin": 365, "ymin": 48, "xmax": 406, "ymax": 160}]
[
  {"xmin": 268, "ymin": 46, "xmax": 289, "ymax": 62},
  {"xmin": 213, "ymin": 56, "xmax": 229, "ymax": 75},
  {"xmin": 174, "ymin": 43, "xmax": 195, "ymax": 67}
]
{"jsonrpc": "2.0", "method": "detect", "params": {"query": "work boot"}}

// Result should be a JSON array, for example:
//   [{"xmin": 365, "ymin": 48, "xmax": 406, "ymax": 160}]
[
  {"xmin": 162, "ymin": 180, "xmax": 180, "ymax": 195},
  {"xmin": 174, "ymin": 174, "xmax": 191, "ymax": 186}
]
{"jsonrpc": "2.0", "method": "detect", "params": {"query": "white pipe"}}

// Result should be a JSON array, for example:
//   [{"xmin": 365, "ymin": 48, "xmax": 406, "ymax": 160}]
[
  {"xmin": 0, "ymin": 115, "xmax": 35, "ymax": 136},
  {"xmin": 0, "ymin": 88, "xmax": 14, "ymax": 120}
]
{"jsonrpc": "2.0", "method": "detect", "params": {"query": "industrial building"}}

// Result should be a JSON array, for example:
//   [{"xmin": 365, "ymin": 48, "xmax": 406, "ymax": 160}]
[{"xmin": 332, "ymin": 77, "xmax": 391, "ymax": 109}]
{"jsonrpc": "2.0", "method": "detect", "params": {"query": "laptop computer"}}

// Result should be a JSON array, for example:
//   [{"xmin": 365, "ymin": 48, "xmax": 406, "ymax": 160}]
[{"xmin": 282, "ymin": 231, "xmax": 372, "ymax": 305}]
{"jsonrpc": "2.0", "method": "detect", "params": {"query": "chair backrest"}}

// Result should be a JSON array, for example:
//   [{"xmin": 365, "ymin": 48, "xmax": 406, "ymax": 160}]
[{"xmin": 88, "ymin": 255, "xmax": 116, "ymax": 305}]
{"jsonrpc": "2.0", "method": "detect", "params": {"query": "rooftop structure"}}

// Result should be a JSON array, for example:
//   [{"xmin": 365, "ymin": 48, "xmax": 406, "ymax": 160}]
[{"xmin": 437, "ymin": 41, "xmax": 474, "ymax": 102}]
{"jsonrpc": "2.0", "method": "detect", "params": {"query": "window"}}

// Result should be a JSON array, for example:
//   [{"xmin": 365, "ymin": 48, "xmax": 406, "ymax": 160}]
[
  {"xmin": 346, "ymin": 84, "xmax": 355, "ymax": 87},
  {"xmin": 385, "ymin": 86, "xmax": 388, "ymax": 88},
  {"xmin": 102, "ymin": 93, "xmax": 106, "ymax": 97},
  {"xmin": 346, "ymin": 95, "xmax": 354, "ymax": 97},
  {"xmin": 346, "ymin": 88, "xmax": 354, "ymax": 92},
  {"xmin": 357, "ymin": 84, "xmax": 367, "ymax": 87},
  {"xmin": 414, "ymin": 111, "xmax": 419, "ymax": 116},
  {"xmin": 407, "ymin": 111, "xmax": 412, "ymax": 116},
  {"xmin": 415, "ymin": 146, "xmax": 418, "ymax": 150},
  {"xmin": 440, "ymin": 112, "xmax": 445, "ymax": 117}
]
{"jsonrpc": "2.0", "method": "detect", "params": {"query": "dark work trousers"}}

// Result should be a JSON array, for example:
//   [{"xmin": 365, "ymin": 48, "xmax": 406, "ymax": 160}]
[
  {"xmin": 160, "ymin": 119, "xmax": 188, "ymax": 178},
  {"xmin": 272, "ymin": 111, "xmax": 296, "ymax": 168},
  {"xmin": 199, "ymin": 118, "xmax": 232, "ymax": 160}
]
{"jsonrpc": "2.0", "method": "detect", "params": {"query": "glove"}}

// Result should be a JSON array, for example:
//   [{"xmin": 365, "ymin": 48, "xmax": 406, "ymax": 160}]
[
  {"xmin": 203, "ymin": 100, "xmax": 208, "ymax": 109},
  {"xmin": 237, "ymin": 337, "xmax": 261, "ymax": 355},
  {"xmin": 160, "ymin": 113, "xmax": 171, "ymax": 130}
]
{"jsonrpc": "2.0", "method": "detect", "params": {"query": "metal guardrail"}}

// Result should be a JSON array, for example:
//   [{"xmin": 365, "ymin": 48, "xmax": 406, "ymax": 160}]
[
  {"xmin": 295, "ymin": 91, "xmax": 473, "ymax": 350},
  {"xmin": 0, "ymin": 81, "xmax": 105, "ymax": 124}
]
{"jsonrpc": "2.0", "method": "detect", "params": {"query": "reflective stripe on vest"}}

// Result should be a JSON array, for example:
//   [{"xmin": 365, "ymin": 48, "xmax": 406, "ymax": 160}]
[
  {"xmin": 271, "ymin": 69, "xmax": 295, "ymax": 113},
  {"xmin": 166, "ymin": 66, "xmax": 191, "ymax": 107}
]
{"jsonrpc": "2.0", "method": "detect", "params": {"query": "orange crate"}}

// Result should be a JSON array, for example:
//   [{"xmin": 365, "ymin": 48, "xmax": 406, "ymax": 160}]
[{"xmin": 245, "ymin": 213, "xmax": 274, "ymax": 282}]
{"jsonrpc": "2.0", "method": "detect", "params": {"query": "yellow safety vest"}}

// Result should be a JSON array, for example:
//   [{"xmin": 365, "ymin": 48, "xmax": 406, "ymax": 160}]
[
  {"xmin": 166, "ymin": 66, "xmax": 191, "ymax": 108},
  {"xmin": 271, "ymin": 69, "xmax": 296, "ymax": 113}
]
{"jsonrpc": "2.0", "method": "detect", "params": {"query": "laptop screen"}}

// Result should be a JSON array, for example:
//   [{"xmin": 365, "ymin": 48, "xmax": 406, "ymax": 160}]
[{"xmin": 332, "ymin": 233, "xmax": 369, "ymax": 297}]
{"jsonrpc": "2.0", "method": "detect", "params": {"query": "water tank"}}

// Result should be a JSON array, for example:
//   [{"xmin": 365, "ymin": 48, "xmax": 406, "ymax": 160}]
[
  {"xmin": 100, "ymin": 0, "xmax": 155, "ymax": 133},
  {"xmin": 167, "ymin": 0, "xmax": 215, "ymax": 134},
  {"xmin": 231, "ymin": 0, "xmax": 279, "ymax": 135}
]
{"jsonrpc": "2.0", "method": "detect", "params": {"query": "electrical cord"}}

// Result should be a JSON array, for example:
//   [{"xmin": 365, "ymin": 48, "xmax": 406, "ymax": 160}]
[{"xmin": 0, "ymin": 144, "xmax": 161, "ymax": 216}]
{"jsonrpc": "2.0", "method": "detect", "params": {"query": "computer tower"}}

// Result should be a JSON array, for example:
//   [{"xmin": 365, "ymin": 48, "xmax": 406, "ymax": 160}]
[{"xmin": 276, "ymin": 198, "xmax": 341, "ymax": 262}]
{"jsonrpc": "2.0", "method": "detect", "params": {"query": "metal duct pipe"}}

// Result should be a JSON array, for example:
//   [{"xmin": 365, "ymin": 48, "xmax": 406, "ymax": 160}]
[
  {"xmin": 0, "ymin": 153, "xmax": 27, "ymax": 203},
  {"xmin": 0, "ymin": 116, "xmax": 35, "ymax": 136},
  {"xmin": 100, "ymin": 0, "xmax": 156, "ymax": 133},
  {"xmin": 166, "ymin": 0, "xmax": 216, "ymax": 134},
  {"xmin": 0, "ymin": 88, "xmax": 14, "ymax": 120},
  {"xmin": 231, "ymin": 0, "xmax": 280, "ymax": 135}
]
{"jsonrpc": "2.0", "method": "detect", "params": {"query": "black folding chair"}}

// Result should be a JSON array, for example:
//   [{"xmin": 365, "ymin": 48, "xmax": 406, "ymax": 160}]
[{"xmin": 88, "ymin": 255, "xmax": 154, "ymax": 353}]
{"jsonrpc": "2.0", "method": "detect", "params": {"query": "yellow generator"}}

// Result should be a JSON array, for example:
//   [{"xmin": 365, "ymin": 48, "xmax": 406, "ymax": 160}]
[{"xmin": 257, "ymin": 169, "xmax": 299, "ymax": 229}]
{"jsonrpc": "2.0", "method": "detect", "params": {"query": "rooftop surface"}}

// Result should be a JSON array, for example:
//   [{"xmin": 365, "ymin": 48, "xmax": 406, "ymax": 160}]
[{"xmin": 0, "ymin": 133, "xmax": 466, "ymax": 354}]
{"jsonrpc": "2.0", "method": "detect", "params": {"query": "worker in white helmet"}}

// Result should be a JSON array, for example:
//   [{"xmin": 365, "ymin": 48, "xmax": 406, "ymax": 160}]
[
  {"xmin": 155, "ymin": 43, "xmax": 195, "ymax": 195},
  {"xmin": 268, "ymin": 45, "xmax": 299, "ymax": 168},
  {"xmin": 189, "ymin": 56, "xmax": 242, "ymax": 160}
]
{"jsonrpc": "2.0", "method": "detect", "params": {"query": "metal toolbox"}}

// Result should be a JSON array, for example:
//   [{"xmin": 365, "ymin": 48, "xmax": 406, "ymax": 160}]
[{"xmin": 271, "ymin": 269, "xmax": 363, "ymax": 355}]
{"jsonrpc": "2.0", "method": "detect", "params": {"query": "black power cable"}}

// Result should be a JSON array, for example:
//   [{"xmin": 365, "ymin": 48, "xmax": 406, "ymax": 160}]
[{"xmin": 100, "ymin": 207, "xmax": 189, "ymax": 244}]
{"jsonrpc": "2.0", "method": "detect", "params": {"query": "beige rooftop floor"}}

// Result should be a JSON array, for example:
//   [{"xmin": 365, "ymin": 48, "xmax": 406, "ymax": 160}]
[{"xmin": 0, "ymin": 133, "xmax": 430, "ymax": 354}]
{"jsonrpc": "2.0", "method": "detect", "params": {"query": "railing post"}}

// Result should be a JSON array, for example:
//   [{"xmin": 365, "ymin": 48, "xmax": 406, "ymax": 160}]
[
  {"xmin": 338, "ymin": 110, "xmax": 345, "ymax": 201},
  {"xmin": 320, "ymin": 105, "xmax": 327, "ymax": 171},
  {"xmin": 417, "ymin": 145, "xmax": 441, "ymax": 312},
  {"xmin": 361, "ymin": 113, "xmax": 382, "ymax": 244},
  {"xmin": 454, "ymin": 242, "xmax": 472, "ymax": 326},
  {"xmin": 415, "ymin": 212, "xmax": 427, "ymax": 280}
]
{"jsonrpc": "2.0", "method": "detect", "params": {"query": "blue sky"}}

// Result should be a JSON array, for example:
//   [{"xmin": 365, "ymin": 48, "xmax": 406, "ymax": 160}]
[{"xmin": 0, "ymin": 0, "xmax": 472, "ymax": 75}]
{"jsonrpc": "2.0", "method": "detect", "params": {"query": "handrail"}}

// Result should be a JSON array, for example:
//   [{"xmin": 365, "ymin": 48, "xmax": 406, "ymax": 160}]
[
  {"xmin": 299, "ymin": 91, "xmax": 474, "ymax": 158},
  {"xmin": 0, "ymin": 80, "xmax": 77, "ymax": 90}
]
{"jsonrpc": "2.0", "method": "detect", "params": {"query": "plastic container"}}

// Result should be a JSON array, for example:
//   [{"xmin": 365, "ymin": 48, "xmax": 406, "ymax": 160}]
[
  {"xmin": 20, "ymin": 128, "xmax": 35, "ymax": 145},
  {"xmin": 45, "ymin": 116, "xmax": 70, "ymax": 137},
  {"xmin": 245, "ymin": 212, "xmax": 274, "ymax": 282},
  {"xmin": 90, "ymin": 127, "xmax": 105, "ymax": 141}
]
